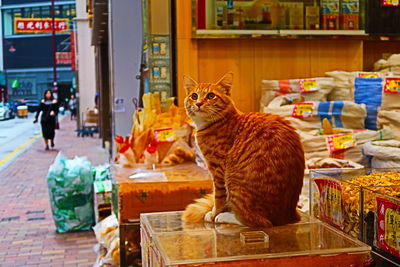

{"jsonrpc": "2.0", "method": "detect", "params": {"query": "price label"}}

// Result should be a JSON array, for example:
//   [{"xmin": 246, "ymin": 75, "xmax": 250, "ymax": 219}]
[
  {"xmin": 384, "ymin": 78, "xmax": 400, "ymax": 94},
  {"xmin": 313, "ymin": 178, "xmax": 344, "ymax": 228},
  {"xmin": 153, "ymin": 128, "xmax": 176, "ymax": 143},
  {"xmin": 383, "ymin": 0, "xmax": 400, "ymax": 6},
  {"xmin": 357, "ymin": 72, "xmax": 380, "ymax": 78},
  {"xmin": 376, "ymin": 197, "xmax": 400, "ymax": 258},
  {"xmin": 292, "ymin": 103, "xmax": 314, "ymax": 118},
  {"xmin": 299, "ymin": 79, "xmax": 319, "ymax": 93},
  {"xmin": 326, "ymin": 133, "xmax": 356, "ymax": 153}
]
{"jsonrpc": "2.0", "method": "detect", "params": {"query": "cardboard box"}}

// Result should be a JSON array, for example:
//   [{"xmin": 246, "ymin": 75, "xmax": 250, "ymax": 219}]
[
  {"xmin": 306, "ymin": 6, "xmax": 320, "ymax": 30},
  {"xmin": 94, "ymin": 180, "xmax": 112, "ymax": 223},
  {"xmin": 321, "ymin": 0, "xmax": 340, "ymax": 30}
]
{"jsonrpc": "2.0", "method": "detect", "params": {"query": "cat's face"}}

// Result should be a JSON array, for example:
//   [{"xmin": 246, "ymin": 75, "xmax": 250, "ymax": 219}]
[{"xmin": 183, "ymin": 73, "xmax": 234, "ymax": 129}]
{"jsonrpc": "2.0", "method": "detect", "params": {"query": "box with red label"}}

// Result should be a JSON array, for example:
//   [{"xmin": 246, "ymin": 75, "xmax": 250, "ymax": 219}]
[
  {"xmin": 311, "ymin": 169, "xmax": 400, "ymax": 264},
  {"xmin": 140, "ymin": 211, "xmax": 371, "ymax": 267},
  {"xmin": 340, "ymin": 0, "xmax": 359, "ymax": 30},
  {"xmin": 321, "ymin": 0, "xmax": 340, "ymax": 30},
  {"xmin": 341, "ymin": 14, "xmax": 359, "ymax": 30}
]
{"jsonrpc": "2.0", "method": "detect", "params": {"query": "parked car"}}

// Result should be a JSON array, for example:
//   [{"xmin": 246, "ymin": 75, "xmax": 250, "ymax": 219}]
[
  {"xmin": 24, "ymin": 99, "xmax": 40, "ymax": 113},
  {"xmin": 0, "ymin": 102, "xmax": 15, "ymax": 120}
]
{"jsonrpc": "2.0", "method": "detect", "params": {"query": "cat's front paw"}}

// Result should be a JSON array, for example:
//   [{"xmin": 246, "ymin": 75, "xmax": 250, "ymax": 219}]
[{"xmin": 214, "ymin": 212, "xmax": 243, "ymax": 225}]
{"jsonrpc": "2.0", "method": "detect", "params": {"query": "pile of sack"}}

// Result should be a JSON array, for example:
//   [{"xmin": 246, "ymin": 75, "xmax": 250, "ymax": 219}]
[{"xmin": 260, "ymin": 62, "xmax": 400, "ymax": 167}]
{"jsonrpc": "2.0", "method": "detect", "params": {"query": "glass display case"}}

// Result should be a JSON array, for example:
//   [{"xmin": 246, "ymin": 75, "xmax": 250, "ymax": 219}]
[
  {"xmin": 193, "ymin": 0, "xmax": 367, "ymax": 37},
  {"xmin": 310, "ymin": 168, "xmax": 400, "ymax": 265},
  {"xmin": 140, "ymin": 211, "xmax": 371, "ymax": 267}
]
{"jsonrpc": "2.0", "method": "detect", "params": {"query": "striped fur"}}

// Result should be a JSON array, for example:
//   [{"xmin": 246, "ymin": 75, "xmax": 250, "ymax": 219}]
[{"xmin": 182, "ymin": 73, "xmax": 305, "ymax": 228}]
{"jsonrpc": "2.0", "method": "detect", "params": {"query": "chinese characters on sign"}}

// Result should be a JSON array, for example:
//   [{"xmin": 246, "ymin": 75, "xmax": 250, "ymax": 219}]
[
  {"xmin": 384, "ymin": 78, "xmax": 400, "ymax": 94},
  {"xmin": 314, "ymin": 178, "xmax": 344, "ymax": 228},
  {"xmin": 292, "ymin": 102, "xmax": 315, "ymax": 118},
  {"xmin": 383, "ymin": 0, "xmax": 400, "ymax": 6},
  {"xmin": 376, "ymin": 197, "xmax": 400, "ymax": 258},
  {"xmin": 326, "ymin": 133, "xmax": 356, "ymax": 153},
  {"xmin": 14, "ymin": 18, "xmax": 69, "ymax": 33}
]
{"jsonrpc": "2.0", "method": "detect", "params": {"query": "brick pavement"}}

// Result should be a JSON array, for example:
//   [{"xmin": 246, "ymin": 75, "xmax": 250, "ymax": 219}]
[{"xmin": 0, "ymin": 116, "xmax": 107, "ymax": 267}]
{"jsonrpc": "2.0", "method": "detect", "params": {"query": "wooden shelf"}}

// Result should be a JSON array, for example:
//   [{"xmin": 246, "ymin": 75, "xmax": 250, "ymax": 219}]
[
  {"xmin": 279, "ymin": 30, "xmax": 367, "ymax": 36},
  {"xmin": 194, "ymin": 29, "xmax": 368, "ymax": 38}
]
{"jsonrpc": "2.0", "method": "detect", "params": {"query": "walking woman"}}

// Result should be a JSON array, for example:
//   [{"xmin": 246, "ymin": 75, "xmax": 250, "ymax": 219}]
[{"xmin": 34, "ymin": 90, "xmax": 59, "ymax": 150}]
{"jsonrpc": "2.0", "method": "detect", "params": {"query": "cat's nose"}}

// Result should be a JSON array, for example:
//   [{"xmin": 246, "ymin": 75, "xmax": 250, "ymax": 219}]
[{"xmin": 196, "ymin": 102, "xmax": 204, "ymax": 108}]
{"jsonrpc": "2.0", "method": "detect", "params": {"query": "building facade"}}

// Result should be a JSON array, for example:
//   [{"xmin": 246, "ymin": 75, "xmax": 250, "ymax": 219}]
[
  {"xmin": 74, "ymin": 0, "xmax": 95, "ymax": 126},
  {"xmin": 1, "ymin": 0, "xmax": 76, "ymax": 104}
]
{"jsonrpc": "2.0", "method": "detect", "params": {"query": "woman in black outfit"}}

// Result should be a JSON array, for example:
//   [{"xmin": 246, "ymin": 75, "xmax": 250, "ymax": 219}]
[{"xmin": 34, "ymin": 90, "xmax": 59, "ymax": 150}]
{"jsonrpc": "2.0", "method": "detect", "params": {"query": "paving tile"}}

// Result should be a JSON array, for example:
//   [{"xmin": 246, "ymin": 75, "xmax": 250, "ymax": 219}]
[{"xmin": 0, "ymin": 117, "xmax": 102, "ymax": 265}]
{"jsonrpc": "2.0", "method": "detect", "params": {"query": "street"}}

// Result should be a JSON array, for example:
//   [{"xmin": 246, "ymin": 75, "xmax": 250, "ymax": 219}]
[{"xmin": 0, "ymin": 113, "xmax": 41, "ymax": 171}]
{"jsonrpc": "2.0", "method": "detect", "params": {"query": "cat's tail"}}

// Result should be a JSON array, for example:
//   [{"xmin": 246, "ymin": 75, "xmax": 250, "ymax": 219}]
[{"xmin": 182, "ymin": 194, "xmax": 214, "ymax": 222}]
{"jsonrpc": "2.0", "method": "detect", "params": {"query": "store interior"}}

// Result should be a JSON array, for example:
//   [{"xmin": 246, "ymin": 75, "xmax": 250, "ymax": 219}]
[{"xmin": 55, "ymin": 0, "xmax": 400, "ymax": 266}]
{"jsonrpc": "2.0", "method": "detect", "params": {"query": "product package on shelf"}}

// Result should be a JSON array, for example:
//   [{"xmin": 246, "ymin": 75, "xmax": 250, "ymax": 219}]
[
  {"xmin": 310, "ymin": 169, "xmax": 400, "ymax": 264},
  {"xmin": 305, "ymin": 6, "xmax": 320, "ymax": 30},
  {"xmin": 260, "ymin": 77, "xmax": 334, "ymax": 110},
  {"xmin": 321, "ymin": 0, "xmax": 340, "ymax": 30},
  {"xmin": 362, "ymin": 140, "xmax": 400, "ymax": 168},
  {"xmin": 300, "ymin": 127, "xmax": 393, "ymax": 164},
  {"xmin": 377, "ymin": 109, "xmax": 400, "ymax": 140},
  {"xmin": 325, "ymin": 71, "xmax": 354, "ymax": 101},
  {"xmin": 264, "ymin": 95, "xmax": 366, "ymax": 132},
  {"xmin": 340, "ymin": 0, "xmax": 359, "ymax": 30},
  {"xmin": 140, "ymin": 211, "xmax": 371, "ymax": 267}
]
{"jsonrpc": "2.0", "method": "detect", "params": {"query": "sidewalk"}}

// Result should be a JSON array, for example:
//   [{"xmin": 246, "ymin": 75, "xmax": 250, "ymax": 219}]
[{"xmin": 0, "ymin": 117, "xmax": 107, "ymax": 267}]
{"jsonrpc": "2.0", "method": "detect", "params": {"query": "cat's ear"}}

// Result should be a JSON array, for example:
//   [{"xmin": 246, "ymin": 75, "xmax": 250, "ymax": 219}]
[
  {"xmin": 215, "ymin": 72, "xmax": 233, "ymax": 95},
  {"xmin": 183, "ymin": 75, "xmax": 197, "ymax": 95}
]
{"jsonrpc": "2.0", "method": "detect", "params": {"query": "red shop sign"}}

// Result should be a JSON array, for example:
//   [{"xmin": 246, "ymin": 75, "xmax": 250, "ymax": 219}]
[{"xmin": 14, "ymin": 18, "xmax": 69, "ymax": 33}]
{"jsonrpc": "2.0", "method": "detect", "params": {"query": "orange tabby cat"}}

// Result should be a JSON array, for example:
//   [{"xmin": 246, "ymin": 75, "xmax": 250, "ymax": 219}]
[{"xmin": 182, "ymin": 72, "xmax": 305, "ymax": 228}]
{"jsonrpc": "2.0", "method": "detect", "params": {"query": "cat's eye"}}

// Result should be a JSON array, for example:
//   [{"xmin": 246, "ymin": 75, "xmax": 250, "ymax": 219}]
[
  {"xmin": 191, "ymin": 93, "xmax": 198, "ymax": 100},
  {"xmin": 206, "ymin": 93, "xmax": 216, "ymax": 99}
]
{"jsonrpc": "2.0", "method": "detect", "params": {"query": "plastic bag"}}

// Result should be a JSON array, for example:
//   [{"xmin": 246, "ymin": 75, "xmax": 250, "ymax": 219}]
[
  {"xmin": 94, "ymin": 164, "xmax": 111, "ymax": 182},
  {"xmin": 93, "ymin": 214, "xmax": 120, "ymax": 267},
  {"xmin": 46, "ymin": 152, "xmax": 95, "ymax": 233}
]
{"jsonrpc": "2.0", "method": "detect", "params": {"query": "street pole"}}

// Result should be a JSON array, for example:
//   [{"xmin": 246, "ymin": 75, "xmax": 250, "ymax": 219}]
[{"xmin": 51, "ymin": 0, "xmax": 58, "ymax": 98}]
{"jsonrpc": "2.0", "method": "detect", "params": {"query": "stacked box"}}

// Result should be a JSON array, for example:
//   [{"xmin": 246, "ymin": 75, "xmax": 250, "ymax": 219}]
[
  {"xmin": 341, "ymin": 0, "xmax": 359, "ymax": 30},
  {"xmin": 321, "ymin": 0, "xmax": 340, "ymax": 30},
  {"xmin": 93, "ymin": 180, "xmax": 112, "ymax": 223}
]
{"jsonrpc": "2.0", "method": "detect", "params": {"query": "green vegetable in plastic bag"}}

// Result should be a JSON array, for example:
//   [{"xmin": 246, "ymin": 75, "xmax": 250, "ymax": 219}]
[{"xmin": 46, "ymin": 152, "xmax": 95, "ymax": 233}]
